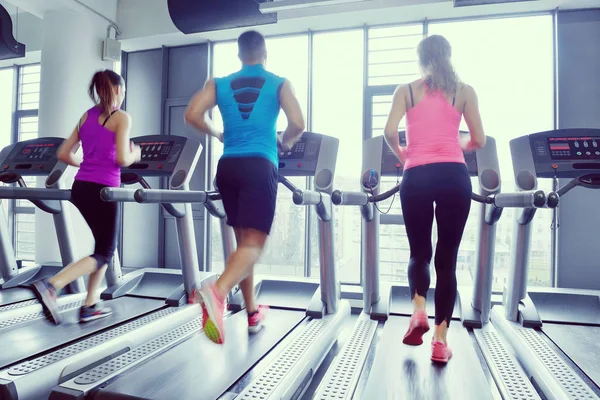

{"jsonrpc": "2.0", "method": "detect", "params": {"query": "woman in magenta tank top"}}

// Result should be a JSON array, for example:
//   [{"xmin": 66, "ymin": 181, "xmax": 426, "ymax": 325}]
[
  {"xmin": 32, "ymin": 70, "xmax": 141, "ymax": 325},
  {"xmin": 383, "ymin": 35, "xmax": 486, "ymax": 363}
]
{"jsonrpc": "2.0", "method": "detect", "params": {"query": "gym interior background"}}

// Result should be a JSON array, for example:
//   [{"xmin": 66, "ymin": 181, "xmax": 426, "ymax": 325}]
[{"xmin": 0, "ymin": 0, "xmax": 598, "ymax": 294}]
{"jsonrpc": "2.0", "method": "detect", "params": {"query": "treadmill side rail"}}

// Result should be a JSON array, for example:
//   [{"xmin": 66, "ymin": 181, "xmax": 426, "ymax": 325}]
[
  {"xmin": 51, "ymin": 316, "xmax": 205, "ymax": 400},
  {"xmin": 313, "ymin": 313, "xmax": 378, "ymax": 399},
  {"xmin": 491, "ymin": 306, "xmax": 598, "ymax": 400},
  {"xmin": 0, "ymin": 305, "xmax": 199, "ymax": 400},
  {"xmin": 473, "ymin": 323, "xmax": 541, "ymax": 400},
  {"xmin": 237, "ymin": 301, "xmax": 351, "ymax": 400}
]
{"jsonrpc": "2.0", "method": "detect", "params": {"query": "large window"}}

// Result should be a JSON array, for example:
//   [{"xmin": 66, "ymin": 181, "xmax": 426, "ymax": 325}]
[
  {"xmin": 0, "ymin": 68, "xmax": 14, "ymax": 150},
  {"xmin": 14, "ymin": 64, "xmax": 41, "ymax": 261},
  {"xmin": 310, "ymin": 30, "xmax": 364, "ymax": 283},
  {"xmin": 210, "ymin": 36, "xmax": 309, "ymax": 276},
  {"xmin": 429, "ymin": 15, "xmax": 554, "ymax": 288},
  {"xmin": 0, "ymin": 68, "xmax": 15, "ymax": 219},
  {"xmin": 366, "ymin": 17, "xmax": 554, "ymax": 288},
  {"xmin": 367, "ymin": 25, "xmax": 428, "ymax": 283}
]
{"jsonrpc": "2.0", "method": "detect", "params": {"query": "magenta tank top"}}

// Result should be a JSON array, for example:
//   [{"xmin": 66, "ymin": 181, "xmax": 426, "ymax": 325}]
[
  {"xmin": 403, "ymin": 83, "xmax": 465, "ymax": 170},
  {"xmin": 74, "ymin": 106, "xmax": 121, "ymax": 187}
]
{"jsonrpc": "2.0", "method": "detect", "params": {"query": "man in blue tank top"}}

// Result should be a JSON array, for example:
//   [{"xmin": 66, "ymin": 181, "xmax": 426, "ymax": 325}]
[{"xmin": 185, "ymin": 30, "xmax": 305, "ymax": 344}]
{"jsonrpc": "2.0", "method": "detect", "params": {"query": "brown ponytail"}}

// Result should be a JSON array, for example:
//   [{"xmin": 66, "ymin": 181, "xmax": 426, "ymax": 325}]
[
  {"xmin": 417, "ymin": 35, "xmax": 459, "ymax": 95},
  {"xmin": 89, "ymin": 69, "xmax": 124, "ymax": 113}
]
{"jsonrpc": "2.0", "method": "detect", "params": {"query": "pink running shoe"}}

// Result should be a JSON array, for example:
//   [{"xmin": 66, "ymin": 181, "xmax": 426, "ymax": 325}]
[
  {"xmin": 431, "ymin": 340, "xmax": 453, "ymax": 363},
  {"xmin": 248, "ymin": 305, "xmax": 269, "ymax": 333},
  {"xmin": 402, "ymin": 310, "xmax": 430, "ymax": 345},
  {"xmin": 198, "ymin": 282, "xmax": 226, "ymax": 344}
]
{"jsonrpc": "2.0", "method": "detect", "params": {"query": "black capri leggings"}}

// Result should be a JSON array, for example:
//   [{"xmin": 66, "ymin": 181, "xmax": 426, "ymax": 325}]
[
  {"xmin": 70, "ymin": 180, "xmax": 119, "ymax": 268},
  {"xmin": 400, "ymin": 162, "xmax": 472, "ymax": 326}
]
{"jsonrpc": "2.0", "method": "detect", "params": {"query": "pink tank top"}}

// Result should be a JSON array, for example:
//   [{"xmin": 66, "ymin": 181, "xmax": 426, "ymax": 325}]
[
  {"xmin": 403, "ymin": 83, "xmax": 464, "ymax": 170},
  {"xmin": 74, "ymin": 106, "xmax": 121, "ymax": 187}
]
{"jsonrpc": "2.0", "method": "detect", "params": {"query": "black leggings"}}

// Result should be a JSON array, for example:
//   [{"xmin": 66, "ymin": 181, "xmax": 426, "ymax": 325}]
[
  {"xmin": 70, "ymin": 180, "xmax": 119, "ymax": 268},
  {"xmin": 400, "ymin": 163, "xmax": 472, "ymax": 326}
]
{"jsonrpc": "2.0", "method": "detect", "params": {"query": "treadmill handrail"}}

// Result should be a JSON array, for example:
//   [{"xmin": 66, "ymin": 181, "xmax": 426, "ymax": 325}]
[
  {"xmin": 134, "ymin": 189, "xmax": 216, "ymax": 204},
  {"xmin": 278, "ymin": 174, "xmax": 297, "ymax": 192},
  {"xmin": 331, "ymin": 190, "xmax": 369, "ymax": 206},
  {"xmin": 331, "ymin": 185, "xmax": 399, "ymax": 206},
  {"xmin": 0, "ymin": 186, "xmax": 71, "ymax": 201},
  {"xmin": 473, "ymin": 190, "xmax": 548, "ymax": 208},
  {"xmin": 0, "ymin": 187, "xmax": 70, "ymax": 214},
  {"xmin": 292, "ymin": 189, "xmax": 322, "ymax": 206},
  {"xmin": 100, "ymin": 187, "xmax": 138, "ymax": 202},
  {"xmin": 492, "ymin": 190, "xmax": 547, "ymax": 209},
  {"xmin": 334, "ymin": 186, "xmax": 548, "ymax": 210}
]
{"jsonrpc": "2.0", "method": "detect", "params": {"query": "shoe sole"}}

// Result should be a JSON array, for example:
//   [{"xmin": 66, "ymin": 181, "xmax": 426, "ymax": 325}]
[
  {"xmin": 31, "ymin": 282, "xmax": 63, "ymax": 325},
  {"xmin": 431, "ymin": 355, "xmax": 452, "ymax": 363},
  {"xmin": 199, "ymin": 290, "xmax": 224, "ymax": 344},
  {"xmin": 80, "ymin": 312, "xmax": 113, "ymax": 323},
  {"xmin": 248, "ymin": 323, "xmax": 263, "ymax": 334},
  {"xmin": 402, "ymin": 324, "xmax": 430, "ymax": 346}
]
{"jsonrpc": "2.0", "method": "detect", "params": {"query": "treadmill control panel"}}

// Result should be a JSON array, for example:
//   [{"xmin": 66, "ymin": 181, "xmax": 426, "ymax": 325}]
[
  {"xmin": 0, "ymin": 137, "xmax": 64, "ymax": 176},
  {"xmin": 277, "ymin": 132, "xmax": 323, "ymax": 176},
  {"xmin": 381, "ymin": 131, "xmax": 478, "ymax": 177},
  {"xmin": 139, "ymin": 140, "xmax": 174, "ymax": 162},
  {"xmin": 543, "ymin": 137, "xmax": 600, "ymax": 160},
  {"xmin": 125, "ymin": 135, "xmax": 186, "ymax": 176},
  {"xmin": 525, "ymin": 129, "xmax": 600, "ymax": 178}
]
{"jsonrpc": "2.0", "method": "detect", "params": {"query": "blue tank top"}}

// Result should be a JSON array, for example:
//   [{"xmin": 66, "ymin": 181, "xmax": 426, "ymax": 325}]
[{"xmin": 215, "ymin": 64, "xmax": 285, "ymax": 167}]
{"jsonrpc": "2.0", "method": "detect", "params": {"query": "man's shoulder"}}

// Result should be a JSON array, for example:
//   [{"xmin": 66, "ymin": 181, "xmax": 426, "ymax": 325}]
[{"xmin": 263, "ymin": 69, "xmax": 285, "ymax": 82}]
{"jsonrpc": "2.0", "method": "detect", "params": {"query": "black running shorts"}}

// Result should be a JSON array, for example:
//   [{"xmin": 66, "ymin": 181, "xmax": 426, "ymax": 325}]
[{"xmin": 215, "ymin": 157, "xmax": 278, "ymax": 235}]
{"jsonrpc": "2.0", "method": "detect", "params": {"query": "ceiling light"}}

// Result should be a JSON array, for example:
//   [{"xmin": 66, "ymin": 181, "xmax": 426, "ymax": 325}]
[{"xmin": 259, "ymin": 0, "xmax": 373, "ymax": 14}]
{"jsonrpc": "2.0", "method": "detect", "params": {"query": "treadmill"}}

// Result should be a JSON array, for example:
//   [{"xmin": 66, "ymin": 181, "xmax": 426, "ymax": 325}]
[
  {"xmin": 315, "ymin": 132, "xmax": 546, "ymax": 399},
  {"xmin": 51, "ymin": 131, "xmax": 352, "ymax": 400},
  {"xmin": 491, "ymin": 128, "xmax": 600, "ymax": 399},
  {"xmin": 0, "ymin": 134, "xmax": 219, "ymax": 400},
  {"xmin": 0, "ymin": 137, "xmax": 86, "ymax": 310}
]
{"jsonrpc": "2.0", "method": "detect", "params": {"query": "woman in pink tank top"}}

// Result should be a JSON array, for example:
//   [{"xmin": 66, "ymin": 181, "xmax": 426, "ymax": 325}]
[
  {"xmin": 32, "ymin": 70, "xmax": 141, "ymax": 325},
  {"xmin": 383, "ymin": 35, "xmax": 486, "ymax": 363}
]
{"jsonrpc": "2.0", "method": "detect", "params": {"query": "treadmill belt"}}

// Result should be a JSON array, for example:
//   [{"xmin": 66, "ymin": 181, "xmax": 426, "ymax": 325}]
[
  {"xmin": 95, "ymin": 309, "xmax": 304, "ymax": 400},
  {"xmin": 0, "ymin": 287, "xmax": 35, "ymax": 308},
  {"xmin": 543, "ymin": 323, "xmax": 600, "ymax": 388},
  {"xmin": 0, "ymin": 296, "xmax": 163, "ymax": 369},
  {"xmin": 361, "ymin": 317, "xmax": 494, "ymax": 400}
]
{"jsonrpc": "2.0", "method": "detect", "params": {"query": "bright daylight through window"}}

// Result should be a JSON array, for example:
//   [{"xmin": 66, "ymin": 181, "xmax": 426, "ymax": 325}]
[
  {"xmin": 0, "ymin": 68, "xmax": 14, "ymax": 219},
  {"xmin": 429, "ymin": 15, "xmax": 554, "ymax": 289},
  {"xmin": 310, "ymin": 30, "xmax": 364, "ymax": 283},
  {"xmin": 210, "ymin": 36, "xmax": 309, "ymax": 276},
  {"xmin": 368, "ymin": 16, "xmax": 554, "ymax": 289},
  {"xmin": 15, "ymin": 64, "xmax": 42, "ymax": 261}
]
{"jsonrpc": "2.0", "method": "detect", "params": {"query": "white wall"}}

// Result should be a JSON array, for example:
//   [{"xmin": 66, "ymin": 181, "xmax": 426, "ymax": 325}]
[{"xmin": 35, "ymin": 7, "xmax": 116, "ymax": 264}]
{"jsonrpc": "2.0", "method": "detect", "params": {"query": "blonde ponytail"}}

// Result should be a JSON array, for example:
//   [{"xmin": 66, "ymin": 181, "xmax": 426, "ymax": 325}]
[{"xmin": 417, "ymin": 35, "xmax": 459, "ymax": 95}]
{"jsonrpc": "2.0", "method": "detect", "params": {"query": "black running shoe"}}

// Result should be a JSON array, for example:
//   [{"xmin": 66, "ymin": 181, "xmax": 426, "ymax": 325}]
[{"xmin": 31, "ymin": 279, "xmax": 63, "ymax": 325}]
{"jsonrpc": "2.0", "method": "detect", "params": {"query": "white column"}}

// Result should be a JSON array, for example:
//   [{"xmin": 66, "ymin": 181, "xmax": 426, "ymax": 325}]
[{"xmin": 35, "ymin": 7, "xmax": 114, "ymax": 264}]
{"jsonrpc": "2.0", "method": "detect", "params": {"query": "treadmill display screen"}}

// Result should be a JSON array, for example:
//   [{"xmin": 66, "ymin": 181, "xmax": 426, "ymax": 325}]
[
  {"xmin": 139, "ymin": 141, "xmax": 173, "ymax": 161},
  {"xmin": 548, "ymin": 137, "xmax": 600, "ymax": 160},
  {"xmin": 14, "ymin": 143, "xmax": 57, "ymax": 162}
]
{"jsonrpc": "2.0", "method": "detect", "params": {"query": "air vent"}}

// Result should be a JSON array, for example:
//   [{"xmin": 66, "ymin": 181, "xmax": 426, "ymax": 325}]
[
  {"xmin": 167, "ymin": 0, "xmax": 277, "ymax": 35},
  {"xmin": 0, "ymin": 4, "xmax": 25, "ymax": 60},
  {"xmin": 454, "ymin": 0, "xmax": 537, "ymax": 7}
]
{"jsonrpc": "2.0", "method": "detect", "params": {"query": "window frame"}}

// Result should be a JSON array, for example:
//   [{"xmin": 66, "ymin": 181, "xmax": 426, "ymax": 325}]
[
  {"xmin": 204, "ymin": 12, "xmax": 557, "ymax": 286},
  {"xmin": 12, "ymin": 63, "xmax": 41, "ymax": 261},
  {"xmin": 206, "ymin": 35, "xmax": 314, "ymax": 279}
]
